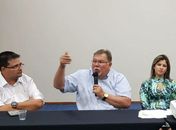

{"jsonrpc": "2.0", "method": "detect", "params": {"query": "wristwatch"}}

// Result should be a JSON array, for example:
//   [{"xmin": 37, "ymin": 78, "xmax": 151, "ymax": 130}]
[
  {"xmin": 11, "ymin": 101, "xmax": 18, "ymax": 109},
  {"xmin": 102, "ymin": 93, "xmax": 109, "ymax": 101}
]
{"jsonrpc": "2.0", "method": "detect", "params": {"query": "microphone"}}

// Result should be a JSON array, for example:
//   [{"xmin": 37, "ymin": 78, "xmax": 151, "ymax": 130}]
[
  {"xmin": 92, "ymin": 72, "xmax": 98, "ymax": 84},
  {"xmin": 92, "ymin": 72, "xmax": 98, "ymax": 96}
]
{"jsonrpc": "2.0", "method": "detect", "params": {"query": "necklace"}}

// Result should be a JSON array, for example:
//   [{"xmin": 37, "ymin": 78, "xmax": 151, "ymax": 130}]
[{"xmin": 156, "ymin": 82, "xmax": 165, "ymax": 91}]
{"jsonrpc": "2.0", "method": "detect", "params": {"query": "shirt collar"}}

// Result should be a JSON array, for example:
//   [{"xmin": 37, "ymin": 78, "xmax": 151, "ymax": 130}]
[
  {"xmin": 153, "ymin": 77, "xmax": 164, "ymax": 82},
  {"xmin": 17, "ymin": 76, "xmax": 23, "ymax": 84},
  {"xmin": 0, "ymin": 72, "xmax": 23, "ymax": 87},
  {"xmin": 0, "ymin": 72, "xmax": 8, "ymax": 87}
]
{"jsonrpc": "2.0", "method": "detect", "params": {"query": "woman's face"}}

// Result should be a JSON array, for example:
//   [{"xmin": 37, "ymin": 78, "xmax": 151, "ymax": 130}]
[{"xmin": 154, "ymin": 60, "xmax": 167, "ymax": 78}]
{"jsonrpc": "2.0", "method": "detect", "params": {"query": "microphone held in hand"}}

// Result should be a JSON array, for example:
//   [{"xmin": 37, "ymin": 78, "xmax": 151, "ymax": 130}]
[
  {"xmin": 92, "ymin": 72, "xmax": 98, "ymax": 84},
  {"xmin": 92, "ymin": 72, "xmax": 98, "ymax": 96}
]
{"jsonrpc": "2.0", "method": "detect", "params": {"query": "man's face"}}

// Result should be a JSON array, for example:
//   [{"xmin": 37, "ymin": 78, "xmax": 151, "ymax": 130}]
[
  {"xmin": 2, "ymin": 58, "xmax": 23, "ymax": 80},
  {"xmin": 91, "ymin": 53, "xmax": 112, "ymax": 79}
]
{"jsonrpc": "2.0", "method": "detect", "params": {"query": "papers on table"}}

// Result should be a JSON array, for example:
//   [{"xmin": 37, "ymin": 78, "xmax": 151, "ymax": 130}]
[
  {"xmin": 138, "ymin": 109, "xmax": 172, "ymax": 119},
  {"xmin": 8, "ymin": 110, "xmax": 20, "ymax": 116},
  {"xmin": 170, "ymin": 100, "xmax": 176, "ymax": 119}
]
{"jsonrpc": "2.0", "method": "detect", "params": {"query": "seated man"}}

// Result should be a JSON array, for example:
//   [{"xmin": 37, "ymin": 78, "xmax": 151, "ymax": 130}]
[
  {"xmin": 53, "ymin": 49, "xmax": 131, "ymax": 110},
  {"xmin": 0, "ymin": 51, "xmax": 44, "ymax": 111}
]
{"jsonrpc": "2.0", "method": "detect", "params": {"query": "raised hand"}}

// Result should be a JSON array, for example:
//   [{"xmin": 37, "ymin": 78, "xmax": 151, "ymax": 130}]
[{"xmin": 60, "ymin": 52, "xmax": 72, "ymax": 67}]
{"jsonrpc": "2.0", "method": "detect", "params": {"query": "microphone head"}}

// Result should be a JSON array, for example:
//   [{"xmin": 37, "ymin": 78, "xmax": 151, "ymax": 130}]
[
  {"xmin": 92, "ymin": 72, "xmax": 98, "ymax": 77},
  {"xmin": 92, "ymin": 72, "xmax": 98, "ymax": 84}
]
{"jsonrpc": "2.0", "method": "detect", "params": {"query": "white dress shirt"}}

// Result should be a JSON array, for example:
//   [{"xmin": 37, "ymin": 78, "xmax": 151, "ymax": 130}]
[{"xmin": 0, "ymin": 73, "xmax": 44, "ymax": 106}]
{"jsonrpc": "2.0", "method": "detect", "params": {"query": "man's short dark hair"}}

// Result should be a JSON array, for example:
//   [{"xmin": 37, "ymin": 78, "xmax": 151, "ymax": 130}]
[
  {"xmin": 0, "ymin": 51, "xmax": 20, "ymax": 69},
  {"xmin": 93, "ymin": 49, "xmax": 112, "ymax": 62}
]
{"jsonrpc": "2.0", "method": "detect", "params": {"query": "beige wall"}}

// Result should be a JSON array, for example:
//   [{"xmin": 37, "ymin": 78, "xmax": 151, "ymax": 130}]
[{"xmin": 1, "ymin": 0, "xmax": 176, "ymax": 102}]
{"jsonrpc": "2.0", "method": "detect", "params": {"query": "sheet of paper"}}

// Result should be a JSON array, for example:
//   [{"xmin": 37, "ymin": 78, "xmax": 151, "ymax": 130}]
[
  {"xmin": 8, "ymin": 110, "xmax": 20, "ymax": 116},
  {"xmin": 138, "ymin": 109, "xmax": 172, "ymax": 119}
]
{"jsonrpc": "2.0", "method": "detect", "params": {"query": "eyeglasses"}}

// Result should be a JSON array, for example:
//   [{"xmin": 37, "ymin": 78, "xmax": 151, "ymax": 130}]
[
  {"xmin": 92, "ymin": 60, "xmax": 108, "ymax": 66},
  {"xmin": 5, "ymin": 63, "xmax": 24, "ymax": 69}
]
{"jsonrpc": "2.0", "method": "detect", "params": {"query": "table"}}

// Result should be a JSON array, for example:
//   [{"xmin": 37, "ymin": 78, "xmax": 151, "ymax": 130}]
[
  {"xmin": 0, "ymin": 110, "xmax": 165, "ymax": 130},
  {"xmin": 165, "ymin": 115, "xmax": 176, "ymax": 130}
]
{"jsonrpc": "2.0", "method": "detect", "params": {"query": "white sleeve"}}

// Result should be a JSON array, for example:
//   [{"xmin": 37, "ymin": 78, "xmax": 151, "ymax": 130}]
[{"xmin": 27, "ymin": 79, "xmax": 44, "ymax": 100}]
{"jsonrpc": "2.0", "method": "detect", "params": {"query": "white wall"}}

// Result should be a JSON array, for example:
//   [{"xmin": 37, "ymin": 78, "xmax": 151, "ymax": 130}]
[{"xmin": 1, "ymin": 0, "xmax": 176, "ymax": 102}]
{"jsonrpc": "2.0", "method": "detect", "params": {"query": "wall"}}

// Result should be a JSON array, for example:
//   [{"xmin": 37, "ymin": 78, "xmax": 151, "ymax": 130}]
[{"xmin": 1, "ymin": 0, "xmax": 176, "ymax": 102}]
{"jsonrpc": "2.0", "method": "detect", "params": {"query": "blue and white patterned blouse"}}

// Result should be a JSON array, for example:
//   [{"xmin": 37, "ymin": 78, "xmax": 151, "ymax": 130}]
[{"xmin": 140, "ymin": 77, "xmax": 176, "ymax": 110}]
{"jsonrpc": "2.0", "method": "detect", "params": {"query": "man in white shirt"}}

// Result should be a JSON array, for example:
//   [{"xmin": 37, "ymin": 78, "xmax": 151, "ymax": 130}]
[
  {"xmin": 53, "ymin": 49, "xmax": 131, "ymax": 110},
  {"xmin": 0, "ymin": 51, "xmax": 44, "ymax": 111}
]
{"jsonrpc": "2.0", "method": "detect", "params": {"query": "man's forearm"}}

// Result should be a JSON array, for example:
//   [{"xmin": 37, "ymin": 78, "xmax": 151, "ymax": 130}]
[
  {"xmin": 17, "ymin": 99, "xmax": 44, "ymax": 111},
  {"xmin": 104, "ymin": 95, "xmax": 131, "ymax": 108},
  {"xmin": 0, "ymin": 104, "xmax": 15, "ymax": 111},
  {"xmin": 0, "ymin": 99, "xmax": 44, "ymax": 111},
  {"xmin": 53, "ymin": 65, "xmax": 65, "ymax": 90}
]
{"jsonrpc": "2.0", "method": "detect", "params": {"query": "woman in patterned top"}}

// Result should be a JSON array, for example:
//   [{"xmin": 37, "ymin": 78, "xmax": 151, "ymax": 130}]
[
  {"xmin": 140, "ymin": 54, "xmax": 176, "ymax": 130},
  {"xmin": 140, "ymin": 54, "xmax": 176, "ymax": 110}
]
